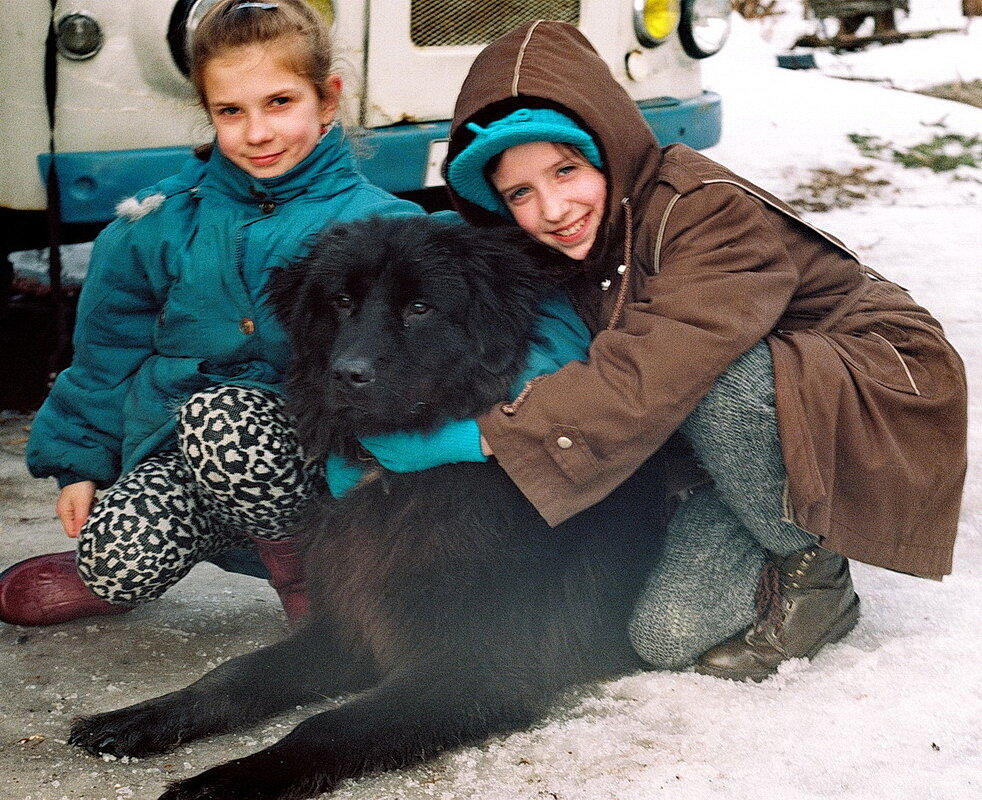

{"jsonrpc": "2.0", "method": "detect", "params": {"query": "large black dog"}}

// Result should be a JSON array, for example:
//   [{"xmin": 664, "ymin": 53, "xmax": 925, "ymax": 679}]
[{"xmin": 68, "ymin": 216, "xmax": 668, "ymax": 800}]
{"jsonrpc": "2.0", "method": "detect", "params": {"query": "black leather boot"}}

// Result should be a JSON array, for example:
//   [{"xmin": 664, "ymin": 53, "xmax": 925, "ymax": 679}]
[{"xmin": 694, "ymin": 546, "xmax": 860, "ymax": 682}]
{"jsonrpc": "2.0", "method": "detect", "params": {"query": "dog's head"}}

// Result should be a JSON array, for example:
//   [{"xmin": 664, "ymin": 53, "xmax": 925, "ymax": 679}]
[{"xmin": 268, "ymin": 215, "xmax": 546, "ymax": 459}]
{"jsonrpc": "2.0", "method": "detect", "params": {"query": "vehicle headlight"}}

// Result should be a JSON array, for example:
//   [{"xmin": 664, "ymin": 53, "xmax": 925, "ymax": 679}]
[
  {"xmin": 168, "ymin": 0, "xmax": 220, "ymax": 75},
  {"xmin": 633, "ymin": 0, "xmax": 681, "ymax": 48},
  {"xmin": 55, "ymin": 14, "xmax": 104, "ymax": 61},
  {"xmin": 167, "ymin": 0, "xmax": 334, "ymax": 75},
  {"xmin": 306, "ymin": 0, "xmax": 335, "ymax": 24},
  {"xmin": 678, "ymin": 0, "xmax": 731, "ymax": 59}
]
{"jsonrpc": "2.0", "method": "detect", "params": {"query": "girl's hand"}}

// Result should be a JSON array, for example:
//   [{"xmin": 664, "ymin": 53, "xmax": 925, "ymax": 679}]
[{"xmin": 56, "ymin": 481, "xmax": 96, "ymax": 538}]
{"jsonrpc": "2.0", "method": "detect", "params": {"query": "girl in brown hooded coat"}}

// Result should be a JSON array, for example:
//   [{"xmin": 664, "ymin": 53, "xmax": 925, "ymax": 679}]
[{"xmin": 368, "ymin": 21, "xmax": 967, "ymax": 680}]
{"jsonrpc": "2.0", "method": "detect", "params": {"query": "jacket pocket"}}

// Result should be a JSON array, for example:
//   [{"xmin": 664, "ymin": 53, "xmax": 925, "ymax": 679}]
[
  {"xmin": 813, "ymin": 327, "xmax": 921, "ymax": 396},
  {"xmin": 544, "ymin": 424, "xmax": 602, "ymax": 486}
]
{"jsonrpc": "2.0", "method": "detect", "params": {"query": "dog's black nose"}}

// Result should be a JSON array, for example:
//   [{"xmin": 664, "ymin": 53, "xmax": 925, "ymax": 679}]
[{"xmin": 332, "ymin": 356, "xmax": 376, "ymax": 388}]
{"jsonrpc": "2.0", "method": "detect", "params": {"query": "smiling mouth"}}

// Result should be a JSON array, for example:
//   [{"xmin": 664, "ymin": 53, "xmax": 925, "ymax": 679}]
[
  {"xmin": 249, "ymin": 152, "xmax": 283, "ymax": 165},
  {"xmin": 552, "ymin": 215, "xmax": 589, "ymax": 239}
]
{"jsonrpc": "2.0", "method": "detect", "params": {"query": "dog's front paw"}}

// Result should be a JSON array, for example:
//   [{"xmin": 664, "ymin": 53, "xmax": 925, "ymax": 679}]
[
  {"xmin": 159, "ymin": 750, "xmax": 327, "ymax": 800},
  {"xmin": 70, "ymin": 704, "xmax": 184, "ymax": 759}
]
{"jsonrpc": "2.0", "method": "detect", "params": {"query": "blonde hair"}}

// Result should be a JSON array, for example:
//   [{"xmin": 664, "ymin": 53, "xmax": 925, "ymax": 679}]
[{"xmin": 189, "ymin": 0, "xmax": 336, "ymax": 106}]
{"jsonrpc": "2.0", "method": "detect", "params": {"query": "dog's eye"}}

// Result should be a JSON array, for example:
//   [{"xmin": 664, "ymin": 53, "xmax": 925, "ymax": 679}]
[
  {"xmin": 402, "ymin": 301, "xmax": 432, "ymax": 327},
  {"xmin": 332, "ymin": 294, "xmax": 354, "ymax": 312}
]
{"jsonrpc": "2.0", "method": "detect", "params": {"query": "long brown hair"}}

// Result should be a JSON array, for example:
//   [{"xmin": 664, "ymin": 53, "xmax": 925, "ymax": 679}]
[{"xmin": 189, "ymin": 0, "xmax": 336, "ymax": 106}]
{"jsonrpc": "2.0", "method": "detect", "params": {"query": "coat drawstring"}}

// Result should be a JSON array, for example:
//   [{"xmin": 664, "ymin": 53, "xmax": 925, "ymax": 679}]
[{"xmin": 607, "ymin": 197, "xmax": 633, "ymax": 331}]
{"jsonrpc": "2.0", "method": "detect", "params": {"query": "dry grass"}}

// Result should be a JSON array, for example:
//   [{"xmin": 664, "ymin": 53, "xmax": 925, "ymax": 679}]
[
  {"xmin": 917, "ymin": 79, "xmax": 982, "ymax": 109},
  {"xmin": 788, "ymin": 164, "xmax": 894, "ymax": 212}
]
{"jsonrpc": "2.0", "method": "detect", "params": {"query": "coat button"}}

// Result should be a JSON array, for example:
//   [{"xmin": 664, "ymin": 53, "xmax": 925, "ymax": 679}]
[
  {"xmin": 260, "ymin": 200, "xmax": 275, "ymax": 214},
  {"xmin": 556, "ymin": 436, "xmax": 573, "ymax": 449},
  {"xmin": 600, "ymin": 279, "xmax": 611, "ymax": 291},
  {"xmin": 239, "ymin": 317, "xmax": 255, "ymax": 335}
]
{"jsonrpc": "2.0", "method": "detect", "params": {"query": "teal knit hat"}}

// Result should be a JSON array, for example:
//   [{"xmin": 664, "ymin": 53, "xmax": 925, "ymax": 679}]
[{"xmin": 447, "ymin": 108, "xmax": 603, "ymax": 217}]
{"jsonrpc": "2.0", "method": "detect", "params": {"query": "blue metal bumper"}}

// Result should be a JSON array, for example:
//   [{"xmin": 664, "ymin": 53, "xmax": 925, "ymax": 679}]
[{"xmin": 40, "ymin": 91, "xmax": 722, "ymax": 224}]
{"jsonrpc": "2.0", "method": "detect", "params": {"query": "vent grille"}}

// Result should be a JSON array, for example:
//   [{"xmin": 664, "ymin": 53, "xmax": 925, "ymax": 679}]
[{"xmin": 410, "ymin": 0, "xmax": 580, "ymax": 47}]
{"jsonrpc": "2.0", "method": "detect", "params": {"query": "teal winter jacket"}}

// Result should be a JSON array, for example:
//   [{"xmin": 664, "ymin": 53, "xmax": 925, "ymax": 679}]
[{"xmin": 27, "ymin": 128, "xmax": 423, "ymax": 488}]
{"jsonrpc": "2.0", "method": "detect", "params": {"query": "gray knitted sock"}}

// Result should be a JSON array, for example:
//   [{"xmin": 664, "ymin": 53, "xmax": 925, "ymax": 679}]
[
  {"xmin": 680, "ymin": 340, "xmax": 816, "ymax": 557},
  {"xmin": 628, "ymin": 485, "xmax": 763, "ymax": 669}
]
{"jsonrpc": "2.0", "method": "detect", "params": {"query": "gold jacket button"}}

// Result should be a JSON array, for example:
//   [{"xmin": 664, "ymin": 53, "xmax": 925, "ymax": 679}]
[
  {"xmin": 556, "ymin": 436, "xmax": 573, "ymax": 449},
  {"xmin": 239, "ymin": 317, "xmax": 255, "ymax": 335}
]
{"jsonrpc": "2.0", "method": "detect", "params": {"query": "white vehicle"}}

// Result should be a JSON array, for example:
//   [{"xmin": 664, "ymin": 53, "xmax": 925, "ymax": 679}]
[{"xmin": 1, "ymin": 0, "xmax": 731, "ymax": 225}]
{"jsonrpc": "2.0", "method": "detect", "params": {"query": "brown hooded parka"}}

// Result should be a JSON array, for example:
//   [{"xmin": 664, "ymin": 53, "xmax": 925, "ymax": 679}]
[{"xmin": 446, "ymin": 20, "xmax": 967, "ymax": 579}]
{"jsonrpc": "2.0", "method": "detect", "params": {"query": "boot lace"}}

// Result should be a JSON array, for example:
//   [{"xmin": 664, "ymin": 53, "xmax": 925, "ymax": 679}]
[
  {"xmin": 753, "ymin": 548, "xmax": 820, "ymax": 634},
  {"xmin": 754, "ymin": 561, "xmax": 785, "ymax": 633}
]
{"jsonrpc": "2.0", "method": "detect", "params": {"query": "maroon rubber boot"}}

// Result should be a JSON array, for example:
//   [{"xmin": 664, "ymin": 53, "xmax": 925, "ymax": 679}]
[
  {"xmin": 0, "ymin": 551, "xmax": 133, "ymax": 626},
  {"xmin": 251, "ymin": 538, "xmax": 310, "ymax": 623}
]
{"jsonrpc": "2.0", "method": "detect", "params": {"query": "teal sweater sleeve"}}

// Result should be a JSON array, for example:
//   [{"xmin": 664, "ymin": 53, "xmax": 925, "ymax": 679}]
[{"xmin": 514, "ymin": 289, "xmax": 592, "ymax": 391}]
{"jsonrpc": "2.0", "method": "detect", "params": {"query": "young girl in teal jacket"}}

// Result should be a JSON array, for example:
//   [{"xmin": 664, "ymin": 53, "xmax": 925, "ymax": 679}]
[
  {"xmin": 0, "ymin": 0, "xmax": 434, "ymax": 626},
  {"xmin": 2, "ymin": 0, "xmax": 588, "ymax": 629}
]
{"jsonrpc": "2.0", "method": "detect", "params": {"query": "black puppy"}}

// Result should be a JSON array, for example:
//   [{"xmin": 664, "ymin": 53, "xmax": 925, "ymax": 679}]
[{"xmin": 69, "ymin": 216, "xmax": 667, "ymax": 800}]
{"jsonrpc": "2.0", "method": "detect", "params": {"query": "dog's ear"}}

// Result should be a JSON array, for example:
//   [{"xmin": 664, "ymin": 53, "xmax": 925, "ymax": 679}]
[
  {"xmin": 450, "ymin": 225, "xmax": 545, "ymax": 376},
  {"xmin": 266, "ymin": 260, "xmax": 308, "ymax": 330},
  {"xmin": 266, "ymin": 224, "xmax": 355, "ymax": 342},
  {"xmin": 266, "ymin": 226, "xmax": 356, "ymax": 460}
]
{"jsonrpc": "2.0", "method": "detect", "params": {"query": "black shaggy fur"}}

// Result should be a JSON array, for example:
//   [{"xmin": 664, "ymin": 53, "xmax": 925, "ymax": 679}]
[{"xmin": 68, "ymin": 216, "xmax": 668, "ymax": 800}]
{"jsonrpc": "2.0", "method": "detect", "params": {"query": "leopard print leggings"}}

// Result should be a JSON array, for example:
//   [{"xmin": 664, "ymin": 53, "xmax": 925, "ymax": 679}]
[{"xmin": 77, "ymin": 386, "xmax": 323, "ymax": 604}]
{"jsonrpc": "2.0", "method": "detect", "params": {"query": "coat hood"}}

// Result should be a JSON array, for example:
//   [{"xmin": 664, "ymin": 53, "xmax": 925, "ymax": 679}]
[{"xmin": 445, "ymin": 20, "xmax": 664, "ymax": 267}]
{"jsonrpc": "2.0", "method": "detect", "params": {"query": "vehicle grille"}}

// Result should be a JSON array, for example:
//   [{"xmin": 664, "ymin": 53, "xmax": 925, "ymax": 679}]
[{"xmin": 410, "ymin": 0, "xmax": 580, "ymax": 47}]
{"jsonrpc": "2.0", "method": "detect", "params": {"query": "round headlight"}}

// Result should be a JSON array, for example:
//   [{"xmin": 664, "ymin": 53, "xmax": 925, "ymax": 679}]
[
  {"xmin": 168, "ymin": 0, "xmax": 220, "ymax": 75},
  {"xmin": 678, "ymin": 0, "xmax": 731, "ymax": 59},
  {"xmin": 633, "ymin": 0, "xmax": 681, "ymax": 48},
  {"xmin": 56, "ymin": 14, "xmax": 104, "ymax": 61},
  {"xmin": 306, "ymin": 0, "xmax": 335, "ymax": 24}
]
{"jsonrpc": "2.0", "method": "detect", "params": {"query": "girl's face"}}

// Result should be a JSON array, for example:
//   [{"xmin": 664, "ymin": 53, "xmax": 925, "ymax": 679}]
[
  {"xmin": 203, "ymin": 42, "xmax": 340, "ymax": 179},
  {"xmin": 491, "ymin": 141, "xmax": 607, "ymax": 261}
]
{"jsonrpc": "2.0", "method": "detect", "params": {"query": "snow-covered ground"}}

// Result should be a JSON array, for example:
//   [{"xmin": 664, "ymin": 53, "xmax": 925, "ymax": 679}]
[
  {"xmin": 3, "ymin": 3, "xmax": 980, "ymax": 799},
  {"xmin": 756, "ymin": 0, "xmax": 981, "ymax": 90}
]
